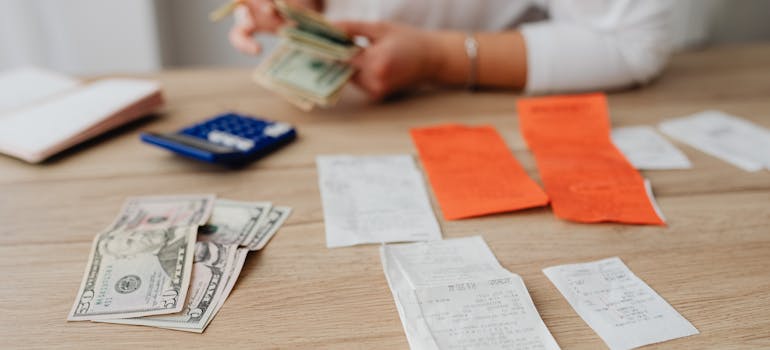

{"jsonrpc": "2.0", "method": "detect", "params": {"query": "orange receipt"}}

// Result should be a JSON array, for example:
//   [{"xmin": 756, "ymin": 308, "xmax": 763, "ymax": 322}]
[
  {"xmin": 410, "ymin": 124, "xmax": 549, "ymax": 220},
  {"xmin": 516, "ymin": 93, "xmax": 664, "ymax": 225}
]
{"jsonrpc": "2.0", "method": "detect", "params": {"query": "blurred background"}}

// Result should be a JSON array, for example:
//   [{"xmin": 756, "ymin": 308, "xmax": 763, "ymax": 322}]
[{"xmin": 2, "ymin": 0, "xmax": 770, "ymax": 75}]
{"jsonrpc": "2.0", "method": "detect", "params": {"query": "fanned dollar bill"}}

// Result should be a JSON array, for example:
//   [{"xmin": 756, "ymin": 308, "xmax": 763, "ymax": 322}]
[
  {"xmin": 161, "ymin": 247, "xmax": 249, "ymax": 333},
  {"xmin": 190, "ymin": 247, "xmax": 250, "ymax": 333},
  {"xmin": 68, "ymin": 226, "xmax": 198, "ymax": 321},
  {"xmin": 108, "ymin": 194, "xmax": 216, "ymax": 231},
  {"xmin": 245, "ymin": 206, "xmax": 293, "ymax": 251},
  {"xmin": 69, "ymin": 194, "xmax": 291, "ymax": 331},
  {"xmin": 254, "ymin": 1, "xmax": 357, "ymax": 110},
  {"xmin": 198, "ymin": 199, "xmax": 273, "ymax": 246},
  {"xmin": 255, "ymin": 44, "xmax": 352, "ymax": 110},
  {"xmin": 95, "ymin": 241, "xmax": 239, "ymax": 331}
]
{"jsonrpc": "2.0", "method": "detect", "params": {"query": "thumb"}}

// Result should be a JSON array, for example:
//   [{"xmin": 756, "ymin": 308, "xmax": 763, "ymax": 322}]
[{"xmin": 334, "ymin": 21, "xmax": 389, "ymax": 40}]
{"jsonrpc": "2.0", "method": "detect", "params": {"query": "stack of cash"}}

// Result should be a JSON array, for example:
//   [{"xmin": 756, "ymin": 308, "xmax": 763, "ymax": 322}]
[
  {"xmin": 253, "ymin": 0, "xmax": 358, "ymax": 111},
  {"xmin": 67, "ymin": 195, "xmax": 292, "ymax": 333}
]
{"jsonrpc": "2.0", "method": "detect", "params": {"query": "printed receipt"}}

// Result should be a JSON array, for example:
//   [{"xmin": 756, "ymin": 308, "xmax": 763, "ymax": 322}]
[
  {"xmin": 611, "ymin": 126, "xmax": 691, "ymax": 170},
  {"xmin": 381, "ymin": 236, "xmax": 560, "ymax": 350},
  {"xmin": 317, "ymin": 155, "xmax": 442, "ymax": 248},
  {"xmin": 659, "ymin": 110, "xmax": 770, "ymax": 171},
  {"xmin": 543, "ymin": 257, "xmax": 698, "ymax": 350},
  {"xmin": 416, "ymin": 276, "xmax": 561, "ymax": 350}
]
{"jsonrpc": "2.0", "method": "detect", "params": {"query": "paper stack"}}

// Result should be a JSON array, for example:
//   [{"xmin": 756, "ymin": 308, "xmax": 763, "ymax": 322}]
[
  {"xmin": 381, "ymin": 236, "xmax": 560, "ymax": 350},
  {"xmin": 0, "ymin": 67, "xmax": 163, "ymax": 163}
]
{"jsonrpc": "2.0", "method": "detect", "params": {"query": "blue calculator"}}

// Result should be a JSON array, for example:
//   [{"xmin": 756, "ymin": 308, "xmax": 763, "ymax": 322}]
[{"xmin": 140, "ymin": 113, "xmax": 297, "ymax": 165}]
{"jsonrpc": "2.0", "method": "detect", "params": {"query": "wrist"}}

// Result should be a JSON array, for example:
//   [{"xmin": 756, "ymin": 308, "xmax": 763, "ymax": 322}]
[{"xmin": 424, "ymin": 31, "xmax": 469, "ymax": 86}]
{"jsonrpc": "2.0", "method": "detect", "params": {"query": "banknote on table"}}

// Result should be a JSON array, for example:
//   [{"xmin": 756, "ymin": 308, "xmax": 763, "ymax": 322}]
[
  {"xmin": 70, "ymin": 193, "xmax": 290, "ymax": 330},
  {"xmin": 198, "ymin": 199, "xmax": 273, "ymax": 246},
  {"xmin": 191, "ymin": 247, "xmax": 250, "ymax": 332},
  {"xmin": 108, "ymin": 194, "xmax": 216, "ymax": 231},
  {"xmin": 162, "ymin": 247, "xmax": 250, "ymax": 332},
  {"xmin": 245, "ymin": 206, "xmax": 293, "ymax": 251},
  {"xmin": 96, "ymin": 241, "xmax": 240, "ymax": 332},
  {"xmin": 254, "ymin": 0, "xmax": 357, "ymax": 110},
  {"xmin": 68, "ymin": 225, "xmax": 198, "ymax": 321}
]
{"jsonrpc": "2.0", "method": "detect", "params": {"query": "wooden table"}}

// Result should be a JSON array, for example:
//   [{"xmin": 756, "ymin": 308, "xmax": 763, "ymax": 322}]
[{"xmin": 1, "ymin": 44, "xmax": 769, "ymax": 349}]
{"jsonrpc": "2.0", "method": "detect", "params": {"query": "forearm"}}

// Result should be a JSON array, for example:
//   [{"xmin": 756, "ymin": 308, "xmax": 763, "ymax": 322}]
[{"xmin": 427, "ymin": 31, "xmax": 527, "ymax": 90}]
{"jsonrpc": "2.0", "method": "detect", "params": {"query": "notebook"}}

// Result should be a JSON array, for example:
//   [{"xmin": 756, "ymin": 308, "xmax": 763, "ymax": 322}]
[{"xmin": 0, "ymin": 67, "xmax": 163, "ymax": 163}]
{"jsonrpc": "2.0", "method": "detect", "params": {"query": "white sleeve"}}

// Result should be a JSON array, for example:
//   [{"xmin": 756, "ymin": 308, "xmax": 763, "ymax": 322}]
[
  {"xmin": 323, "ymin": 0, "xmax": 384, "ymax": 22},
  {"xmin": 521, "ymin": 0, "xmax": 673, "ymax": 94}
]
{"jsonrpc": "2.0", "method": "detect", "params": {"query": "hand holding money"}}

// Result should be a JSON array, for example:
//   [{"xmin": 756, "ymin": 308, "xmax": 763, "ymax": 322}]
[
  {"xmin": 214, "ymin": 0, "xmax": 360, "ymax": 110},
  {"xmin": 220, "ymin": 0, "xmax": 324, "ymax": 55},
  {"xmin": 250, "ymin": 1, "xmax": 358, "ymax": 110},
  {"xmin": 334, "ymin": 21, "xmax": 449, "ymax": 101}
]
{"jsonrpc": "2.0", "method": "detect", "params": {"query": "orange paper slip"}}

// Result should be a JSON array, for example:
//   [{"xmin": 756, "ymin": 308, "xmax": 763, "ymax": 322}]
[
  {"xmin": 516, "ymin": 94, "xmax": 664, "ymax": 225},
  {"xmin": 410, "ymin": 124, "xmax": 549, "ymax": 220}
]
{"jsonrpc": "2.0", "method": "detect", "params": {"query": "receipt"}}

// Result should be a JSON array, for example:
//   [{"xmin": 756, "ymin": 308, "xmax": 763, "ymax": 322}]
[
  {"xmin": 382, "ymin": 237, "xmax": 559, "ymax": 350},
  {"xmin": 659, "ymin": 110, "xmax": 770, "ymax": 171},
  {"xmin": 317, "ymin": 155, "xmax": 442, "ymax": 248},
  {"xmin": 416, "ymin": 276, "xmax": 561, "ymax": 350},
  {"xmin": 612, "ymin": 126, "xmax": 691, "ymax": 170},
  {"xmin": 543, "ymin": 257, "xmax": 698, "ymax": 350}
]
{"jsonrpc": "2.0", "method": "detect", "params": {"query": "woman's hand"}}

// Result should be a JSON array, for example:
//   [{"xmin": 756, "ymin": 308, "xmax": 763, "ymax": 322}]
[
  {"xmin": 229, "ymin": 0, "xmax": 322, "ymax": 55},
  {"xmin": 335, "ymin": 21, "xmax": 446, "ymax": 101}
]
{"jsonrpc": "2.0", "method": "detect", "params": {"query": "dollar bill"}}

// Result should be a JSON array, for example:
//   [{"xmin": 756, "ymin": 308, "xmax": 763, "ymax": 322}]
[
  {"xmin": 95, "ymin": 241, "xmax": 239, "ymax": 331},
  {"xmin": 280, "ymin": 27, "xmax": 359, "ymax": 61},
  {"xmin": 68, "ymin": 226, "xmax": 198, "ymax": 321},
  {"xmin": 274, "ymin": 0, "xmax": 352, "ymax": 44},
  {"xmin": 161, "ymin": 247, "xmax": 249, "ymax": 333},
  {"xmin": 198, "ymin": 199, "xmax": 272, "ymax": 246},
  {"xmin": 193, "ymin": 247, "xmax": 250, "ymax": 332},
  {"xmin": 254, "ymin": 1, "xmax": 356, "ymax": 110},
  {"xmin": 263, "ymin": 44, "xmax": 353, "ymax": 101},
  {"xmin": 245, "ymin": 206, "xmax": 293, "ymax": 251},
  {"xmin": 108, "ymin": 194, "xmax": 216, "ymax": 231},
  {"xmin": 253, "ymin": 67, "xmax": 317, "ymax": 111}
]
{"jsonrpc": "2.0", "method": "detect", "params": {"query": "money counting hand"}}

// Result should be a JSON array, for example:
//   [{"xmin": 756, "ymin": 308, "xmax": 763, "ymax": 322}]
[{"xmin": 141, "ymin": 113, "xmax": 297, "ymax": 165}]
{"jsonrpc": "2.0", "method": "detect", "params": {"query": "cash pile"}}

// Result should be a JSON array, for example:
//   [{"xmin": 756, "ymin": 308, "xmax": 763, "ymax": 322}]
[
  {"xmin": 253, "ymin": 0, "xmax": 358, "ymax": 110},
  {"xmin": 67, "ymin": 195, "xmax": 292, "ymax": 333}
]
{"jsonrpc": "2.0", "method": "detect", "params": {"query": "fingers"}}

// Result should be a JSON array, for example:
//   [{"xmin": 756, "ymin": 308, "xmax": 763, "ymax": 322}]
[
  {"xmin": 229, "ymin": 1, "xmax": 284, "ymax": 55},
  {"xmin": 334, "ymin": 21, "xmax": 389, "ymax": 40},
  {"xmin": 350, "ymin": 54, "xmax": 389, "ymax": 101},
  {"xmin": 246, "ymin": 0, "xmax": 283, "ymax": 29},
  {"xmin": 229, "ymin": 25, "xmax": 261, "ymax": 55}
]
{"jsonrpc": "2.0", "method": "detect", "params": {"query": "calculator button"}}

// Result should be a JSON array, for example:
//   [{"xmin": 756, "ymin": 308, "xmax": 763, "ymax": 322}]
[
  {"xmin": 207, "ymin": 130, "xmax": 255, "ymax": 151},
  {"xmin": 264, "ymin": 122, "xmax": 291, "ymax": 137}
]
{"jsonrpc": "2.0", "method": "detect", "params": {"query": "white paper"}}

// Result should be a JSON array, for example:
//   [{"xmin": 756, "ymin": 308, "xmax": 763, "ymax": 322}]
[
  {"xmin": 0, "ymin": 67, "xmax": 80, "ymax": 114},
  {"xmin": 543, "ymin": 257, "xmax": 698, "ymax": 350},
  {"xmin": 0, "ymin": 79, "xmax": 161, "ymax": 162},
  {"xmin": 317, "ymin": 155, "xmax": 442, "ymax": 248},
  {"xmin": 381, "ymin": 237, "xmax": 559, "ymax": 350},
  {"xmin": 416, "ymin": 276, "xmax": 561, "ymax": 350},
  {"xmin": 612, "ymin": 126, "xmax": 691, "ymax": 170},
  {"xmin": 659, "ymin": 110, "xmax": 770, "ymax": 171},
  {"xmin": 643, "ymin": 179, "xmax": 666, "ymax": 223}
]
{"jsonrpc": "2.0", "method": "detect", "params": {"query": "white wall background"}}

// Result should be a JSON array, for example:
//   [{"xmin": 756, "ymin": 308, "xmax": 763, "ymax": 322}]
[
  {"xmin": 0, "ymin": 0, "xmax": 162, "ymax": 75},
  {"xmin": 1, "ymin": 0, "xmax": 769, "ymax": 75}
]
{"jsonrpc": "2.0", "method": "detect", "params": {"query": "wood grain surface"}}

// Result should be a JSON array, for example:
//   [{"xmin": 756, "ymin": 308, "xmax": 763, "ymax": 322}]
[{"xmin": 1, "ymin": 44, "xmax": 769, "ymax": 349}]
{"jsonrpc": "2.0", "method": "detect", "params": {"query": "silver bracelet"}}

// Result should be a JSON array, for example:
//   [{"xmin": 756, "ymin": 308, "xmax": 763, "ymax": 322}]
[{"xmin": 464, "ymin": 33, "xmax": 479, "ymax": 90}]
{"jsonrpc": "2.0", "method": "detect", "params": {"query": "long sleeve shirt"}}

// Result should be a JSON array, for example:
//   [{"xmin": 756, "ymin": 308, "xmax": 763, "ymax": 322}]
[{"xmin": 324, "ymin": 0, "xmax": 673, "ymax": 94}]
